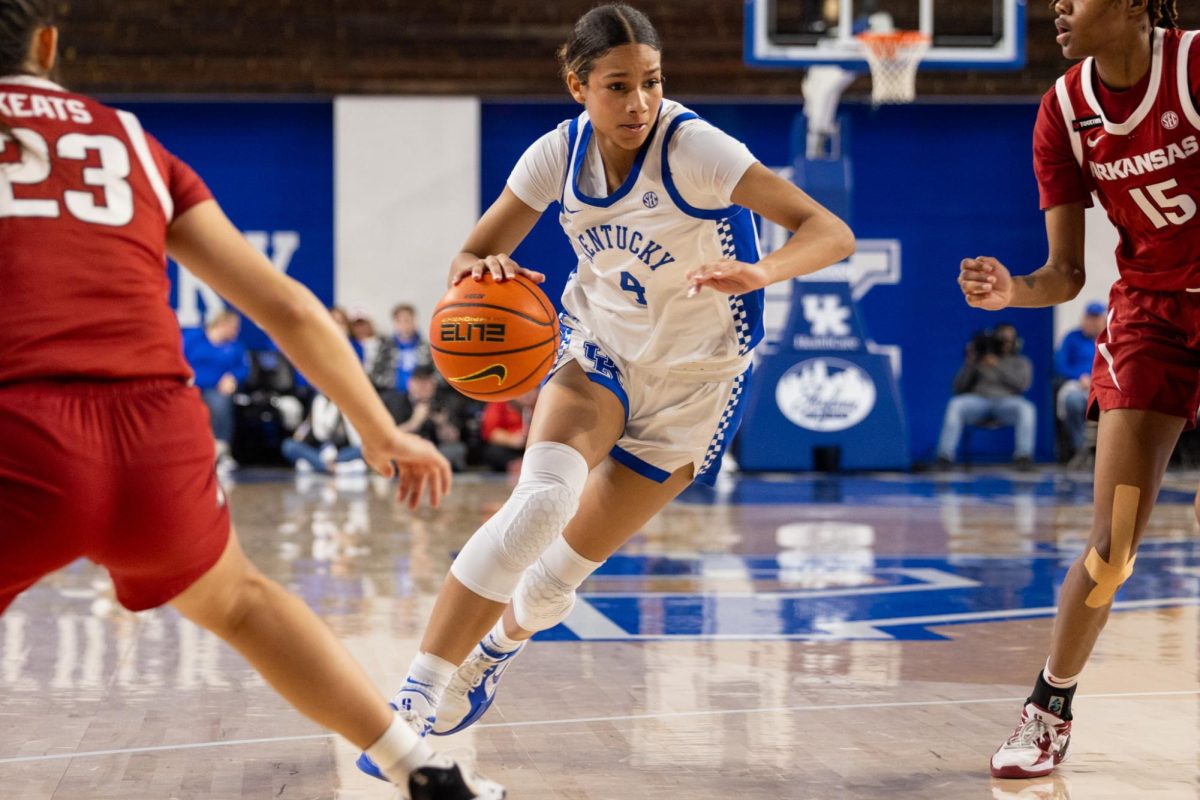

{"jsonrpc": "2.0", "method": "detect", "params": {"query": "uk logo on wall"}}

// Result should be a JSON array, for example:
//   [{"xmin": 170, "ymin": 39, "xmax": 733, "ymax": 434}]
[
  {"xmin": 738, "ymin": 237, "xmax": 910, "ymax": 471},
  {"xmin": 775, "ymin": 357, "xmax": 877, "ymax": 432}
]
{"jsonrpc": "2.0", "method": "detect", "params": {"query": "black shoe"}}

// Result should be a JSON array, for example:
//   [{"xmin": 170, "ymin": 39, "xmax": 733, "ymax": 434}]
[
  {"xmin": 934, "ymin": 456, "xmax": 955, "ymax": 471},
  {"xmin": 409, "ymin": 761, "xmax": 505, "ymax": 800},
  {"xmin": 1013, "ymin": 456, "xmax": 1035, "ymax": 472}
]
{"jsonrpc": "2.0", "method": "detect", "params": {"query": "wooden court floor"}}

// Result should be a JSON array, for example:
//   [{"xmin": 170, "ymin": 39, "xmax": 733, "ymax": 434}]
[{"xmin": 3, "ymin": 467, "xmax": 1200, "ymax": 799}]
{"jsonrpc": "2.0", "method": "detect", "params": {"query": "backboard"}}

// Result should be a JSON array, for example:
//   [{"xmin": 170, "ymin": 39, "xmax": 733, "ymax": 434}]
[{"xmin": 745, "ymin": 0, "xmax": 1027, "ymax": 71}]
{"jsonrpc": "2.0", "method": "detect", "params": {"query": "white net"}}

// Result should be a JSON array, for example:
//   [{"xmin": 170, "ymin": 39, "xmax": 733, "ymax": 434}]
[{"xmin": 858, "ymin": 32, "xmax": 930, "ymax": 105}]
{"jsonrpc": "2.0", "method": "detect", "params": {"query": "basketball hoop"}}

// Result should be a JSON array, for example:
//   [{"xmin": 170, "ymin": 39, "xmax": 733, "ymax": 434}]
[{"xmin": 857, "ymin": 31, "xmax": 930, "ymax": 105}]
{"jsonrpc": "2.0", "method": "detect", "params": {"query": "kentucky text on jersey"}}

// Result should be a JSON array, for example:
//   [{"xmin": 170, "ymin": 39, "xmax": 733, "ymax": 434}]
[
  {"xmin": 575, "ymin": 224, "xmax": 677, "ymax": 270},
  {"xmin": 1088, "ymin": 135, "xmax": 1200, "ymax": 181},
  {"xmin": 0, "ymin": 92, "xmax": 91, "ymax": 124}
]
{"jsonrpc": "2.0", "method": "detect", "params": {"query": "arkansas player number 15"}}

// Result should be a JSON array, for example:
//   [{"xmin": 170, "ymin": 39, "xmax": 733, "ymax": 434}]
[
  {"xmin": 1129, "ymin": 178, "xmax": 1197, "ymax": 229},
  {"xmin": 0, "ymin": 128, "xmax": 133, "ymax": 226}
]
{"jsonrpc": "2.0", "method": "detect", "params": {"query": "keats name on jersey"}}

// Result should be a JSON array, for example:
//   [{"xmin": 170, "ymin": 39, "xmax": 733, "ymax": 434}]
[
  {"xmin": 575, "ymin": 224, "xmax": 677, "ymax": 270},
  {"xmin": 0, "ymin": 92, "xmax": 92, "ymax": 124},
  {"xmin": 1089, "ymin": 135, "xmax": 1199, "ymax": 181}
]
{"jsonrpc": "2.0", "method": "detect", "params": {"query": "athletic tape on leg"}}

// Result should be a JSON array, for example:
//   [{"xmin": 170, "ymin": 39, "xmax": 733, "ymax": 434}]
[
  {"xmin": 1084, "ymin": 484, "xmax": 1140, "ymax": 608},
  {"xmin": 450, "ymin": 442, "xmax": 589, "ymax": 603}
]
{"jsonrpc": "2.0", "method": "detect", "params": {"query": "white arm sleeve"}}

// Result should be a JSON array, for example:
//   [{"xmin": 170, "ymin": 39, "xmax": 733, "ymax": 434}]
[
  {"xmin": 506, "ymin": 122, "xmax": 571, "ymax": 212},
  {"xmin": 668, "ymin": 119, "xmax": 758, "ymax": 210}
]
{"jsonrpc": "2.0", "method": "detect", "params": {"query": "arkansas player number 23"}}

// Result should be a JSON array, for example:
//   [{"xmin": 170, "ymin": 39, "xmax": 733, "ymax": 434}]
[{"xmin": 0, "ymin": 128, "xmax": 133, "ymax": 225}]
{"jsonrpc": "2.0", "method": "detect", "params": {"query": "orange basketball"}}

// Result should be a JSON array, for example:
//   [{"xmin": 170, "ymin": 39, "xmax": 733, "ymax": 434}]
[{"xmin": 429, "ymin": 274, "xmax": 560, "ymax": 402}]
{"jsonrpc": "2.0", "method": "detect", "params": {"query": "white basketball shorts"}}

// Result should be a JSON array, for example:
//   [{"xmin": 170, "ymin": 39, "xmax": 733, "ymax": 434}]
[{"xmin": 550, "ymin": 313, "xmax": 750, "ymax": 486}]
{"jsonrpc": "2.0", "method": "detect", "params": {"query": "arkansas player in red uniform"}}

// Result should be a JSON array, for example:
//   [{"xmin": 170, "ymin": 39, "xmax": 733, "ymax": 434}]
[
  {"xmin": 959, "ymin": 0, "xmax": 1189, "ymax": 780},
  {"xmin": 0, "ymin": 3, "xmax": 503, "ymax": 798}
]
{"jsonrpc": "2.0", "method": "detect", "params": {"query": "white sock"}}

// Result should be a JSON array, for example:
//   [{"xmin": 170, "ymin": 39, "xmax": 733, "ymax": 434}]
[
  {"xmin": 399, "ymin": 651, "xmax": 458, "ymax": 709},
  {"xmin": 365, "ymin": 711, "xmax": 437, "ymax": 785},
  {"xmin": 1044, "ymin": 660, "xmax": 1079, "ymax": 689}
]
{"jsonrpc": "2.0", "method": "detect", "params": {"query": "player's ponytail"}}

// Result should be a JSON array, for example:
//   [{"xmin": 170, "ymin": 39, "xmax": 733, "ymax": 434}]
[
  {"xmin": 0, "ymin": 0, "xmax": 54, "ymax": 77},
  {"xmin": 0, "ymin": 0, "xmax": 56, "ymax": 146},
  {"xmin": 558, "ymin": 3, "xmax": 662, "ymax": 85},
  {"xmin": 1150, "ymin": 0, "xmax": 1179, "ymax": 29}
]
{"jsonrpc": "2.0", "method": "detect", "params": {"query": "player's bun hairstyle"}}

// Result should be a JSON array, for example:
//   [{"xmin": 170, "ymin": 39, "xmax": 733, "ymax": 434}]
[{"xmin": 557, "ymin": 3, "xmax": 661, "ymax": 85}]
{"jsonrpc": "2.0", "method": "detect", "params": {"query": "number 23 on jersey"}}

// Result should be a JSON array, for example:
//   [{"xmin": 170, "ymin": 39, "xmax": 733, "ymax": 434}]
[{"xmin": 1, "ymin": 127, "xmax": 134, "ymax": 226}]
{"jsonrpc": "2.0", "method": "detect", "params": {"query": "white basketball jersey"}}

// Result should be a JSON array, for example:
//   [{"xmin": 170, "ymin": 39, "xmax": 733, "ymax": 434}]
[{"xmin": 557, "ymin": 100, "xmax": 764, "ymax": 380}]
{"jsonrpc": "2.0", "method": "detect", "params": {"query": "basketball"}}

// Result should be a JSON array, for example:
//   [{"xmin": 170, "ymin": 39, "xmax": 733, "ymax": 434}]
[{"xmin": 429, "ymin": 274, "xmax": 560, "ymax": 402}]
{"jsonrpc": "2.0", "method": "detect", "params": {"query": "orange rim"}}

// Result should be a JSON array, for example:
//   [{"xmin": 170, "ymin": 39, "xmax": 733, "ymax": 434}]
[{"xmin": 856, "ymin": 31, "xmax": 930, "ymax": 58}]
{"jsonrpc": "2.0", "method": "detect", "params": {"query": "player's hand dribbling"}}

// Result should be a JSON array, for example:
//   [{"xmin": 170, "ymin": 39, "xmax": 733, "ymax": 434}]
[
  {"xmin": 452, "ymin": 253, "xmax": 546, "ymax": 286},
  {"xmin": 959, "ymin": 256, "xmax": 1013, "ymax": 311},
  {"xmin": 361, "ymin": 430, "xmax": 453, "ymax": 510},
  {"xmin": 686, "ymin": 261, "xmax": 771, "ymax": 297}
]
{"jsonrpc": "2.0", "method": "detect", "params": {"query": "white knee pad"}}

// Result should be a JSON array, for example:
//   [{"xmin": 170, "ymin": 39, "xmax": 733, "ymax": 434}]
[
  {"xmin": 450, "ymin": 442, "xmax": 588, "ymax": 604},
  {"xmin": 514, "ymin": 535, "xmax": 604, "ymax": 633}
]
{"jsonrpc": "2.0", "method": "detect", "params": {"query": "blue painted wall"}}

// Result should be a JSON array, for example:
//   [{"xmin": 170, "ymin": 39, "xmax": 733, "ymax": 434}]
[
  {"xmin": 118, "ymin": 101, "xmax": 335, "ymax": 351},
  {"xmin": 106, "ymin": 97, "xmax": 1056, "ymax": 465},
  {"xmin": 479, "ymin": 99, "xmax": 1057, "ymax": 464}
]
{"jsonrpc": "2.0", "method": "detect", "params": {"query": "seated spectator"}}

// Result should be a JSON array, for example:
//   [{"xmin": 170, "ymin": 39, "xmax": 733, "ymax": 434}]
[
  {"xmin": 329, "ymin": 306, "xmax": 363, "ymax": 363},
  {"xmin": 1055, "ymin": 302, "xmax": 1105, "ymax": 458},
  {"xmin": 394, "ymin": 365, "xmax": 469, "ymax": 471},
  {"xmin": 481, "ymin": 389, "xmax": 538, "ymax": 473},
  {"xmin": 936, "ymin": 323, "xmax": 1036, "ymax": 469},
  {"xmin": 349, "ymin": 307, "xmax": 379, "ymax": 371},
  {"xmin": 282, "ymin": 393, "xmax": 365, "ymax": 474},
  {"xmin": 370, "ymin": 303, "xmax": 430, "ymax": 394},
  {"xmin": 182, "ymin": 309, "xmax": 248, "ymax": 471}
]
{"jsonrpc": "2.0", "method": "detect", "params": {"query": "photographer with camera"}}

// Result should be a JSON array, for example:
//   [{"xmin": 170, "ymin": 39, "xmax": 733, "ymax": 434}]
[{"xmin": 935, "ymin": 323, "xmax": 1036, "ymax": 470}]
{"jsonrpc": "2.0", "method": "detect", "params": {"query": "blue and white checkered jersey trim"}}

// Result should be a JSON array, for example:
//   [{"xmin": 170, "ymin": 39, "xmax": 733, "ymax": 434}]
[
  {"xmin": 718, "ymin": 218, "xmax": 756, "ymax": 358},
  {"xmin": 696, "ymin": 368, "xmax": 750, "ymax": 483}
]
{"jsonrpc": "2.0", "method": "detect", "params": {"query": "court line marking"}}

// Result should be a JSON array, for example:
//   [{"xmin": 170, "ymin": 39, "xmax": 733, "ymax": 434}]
[
  {"xmin": 0, "ymin": 733, "xmax": 333, "ymax": 765},
  {"xmin": 561, "ymin": 596, "xmax": 1200, "ymax": 642},
  {"xmin": 813, "ymin": 596, "xmax": 1200, "ymax": 639},
  {"xmin": 580, "ymin": 568, "xmax": 980, "ymax": 600},
  {"xmin": 3, "ymin": 688, "xmax": 1198, "ymax": 765}
]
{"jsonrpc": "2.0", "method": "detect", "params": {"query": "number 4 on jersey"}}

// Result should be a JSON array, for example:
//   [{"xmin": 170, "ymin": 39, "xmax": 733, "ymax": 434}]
[
  {"xmin": 620, "ymin": 271, "xmax": 647, "ymax": 306},
  {"xmin": 1130, "ymin": 178, "xmax": 1197, "ymax": 229}
]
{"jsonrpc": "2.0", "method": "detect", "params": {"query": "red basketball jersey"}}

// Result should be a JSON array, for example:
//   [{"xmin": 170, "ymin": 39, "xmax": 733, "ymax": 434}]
[
  {"xmin": 0, "ymin": 75, "xmax": 212, "ymax": 384},
  {"xmin": 1034, "ymin": 28, "xmax": 1200, "ymax": 291}
]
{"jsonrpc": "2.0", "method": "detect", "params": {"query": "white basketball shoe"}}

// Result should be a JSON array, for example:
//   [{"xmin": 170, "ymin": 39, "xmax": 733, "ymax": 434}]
[
  {"xmin": 990, "ymin": 702, "xmax": 1072, "ymax": 779},
  {"xmin": 432, "ymin": 635, "xmax": 525, "ymax": 736}
]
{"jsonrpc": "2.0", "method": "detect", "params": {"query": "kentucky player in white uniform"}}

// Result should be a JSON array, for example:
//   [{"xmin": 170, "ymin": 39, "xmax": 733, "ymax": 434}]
[{"xmin": 358, "ymin": 4, "xmax": 855, "ymax": 778}]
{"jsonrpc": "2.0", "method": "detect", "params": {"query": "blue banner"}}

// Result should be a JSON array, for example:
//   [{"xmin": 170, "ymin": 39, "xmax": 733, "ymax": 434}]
[
  {"xmin": 114, "ymin": 100, "xmax": 334, "ymax": 351},
  {"xmin": 480, "ymin": 100, "xmax": 1056, "ymax": 464}
]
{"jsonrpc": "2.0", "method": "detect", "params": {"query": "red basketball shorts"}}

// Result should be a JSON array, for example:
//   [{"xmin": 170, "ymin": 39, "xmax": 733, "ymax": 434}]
[
  {"xmin": 0, "ymin": 379, "xmax": 230, "ymax": 614},
  {"xmin": 1089, "ymin": 280, "xmax": 1200, "ymax": 428}
]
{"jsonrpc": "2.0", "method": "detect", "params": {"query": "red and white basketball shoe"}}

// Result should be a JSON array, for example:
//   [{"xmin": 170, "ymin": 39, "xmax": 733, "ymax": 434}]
[{"xmin": 990, "ymin": 702, "xmax": 1072, "ymax": 778}]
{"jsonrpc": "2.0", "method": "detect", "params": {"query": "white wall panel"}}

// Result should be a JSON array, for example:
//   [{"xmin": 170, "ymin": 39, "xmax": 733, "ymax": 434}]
[
  {"xmin": 1054, "ymin": 200, "xmax": 1119, "ymax": 344},
  {"xmin": 335, "ymin": 97, "xmax": 480, "ymax": 336}
]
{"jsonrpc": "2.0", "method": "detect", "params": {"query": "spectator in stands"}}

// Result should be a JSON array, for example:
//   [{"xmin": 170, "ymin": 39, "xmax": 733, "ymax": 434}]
[
  {"xmin": 481, "ymin": 389, "xmax": 538, "ymax": 473},
  {"xmin": 370, "ymin": 303, "xmax": 428, "ymax": 394},
  {"xmin": 936, "ymin": 323, "xmax": 1036, "ymax": 470},
  {"xmin": 329, "ymin": 306, "xmax": 364, "ymax": 363},
  {"xmin": 1055, "ymin": 302, "xmax": 1105, "ymax": 457},
  {"xmin": 282, "ymin": 393, "xmax": 365, "ymax": 475},
  {"xmin": 349, "ymin": 307, "xmax": 379, "ymax": 370},
  {"xmin": 394, "ymin": 365, "xmax": 469, "ymax": 471},
  {"xmin": 182, "ymin": 310, "xmax": 248, "ymax": 470}
]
